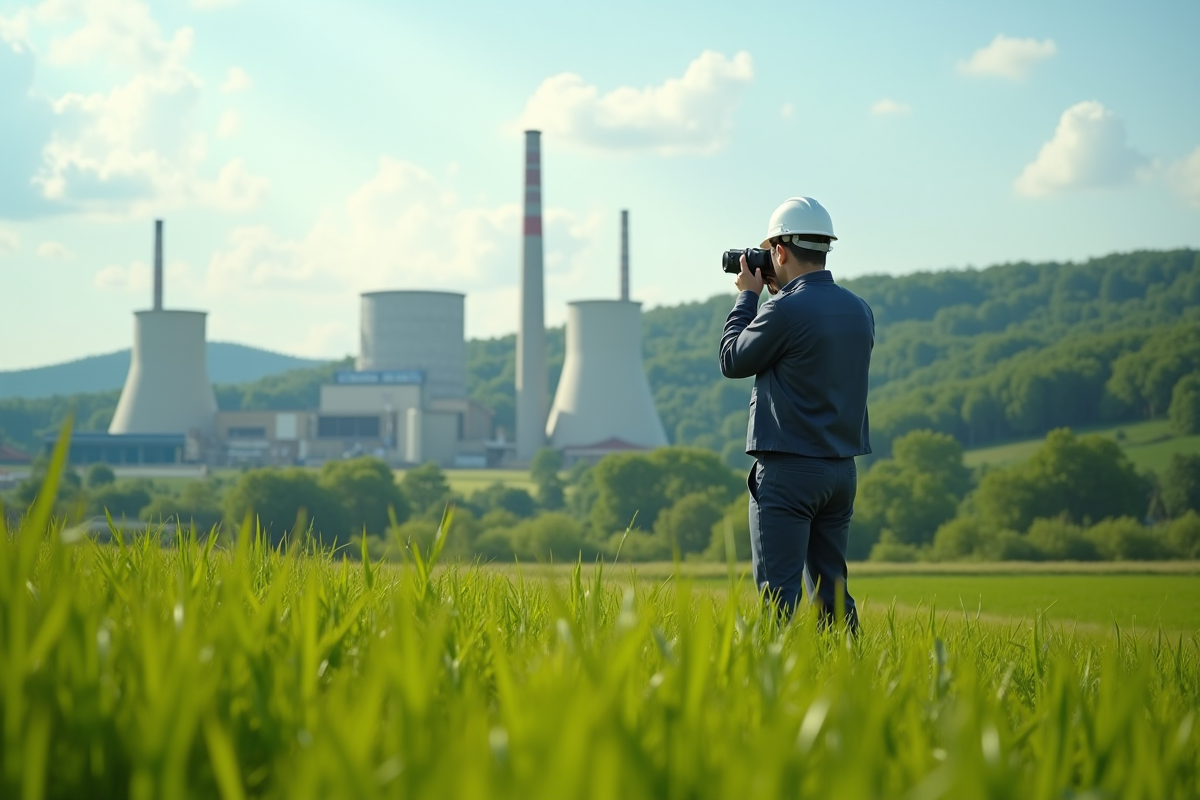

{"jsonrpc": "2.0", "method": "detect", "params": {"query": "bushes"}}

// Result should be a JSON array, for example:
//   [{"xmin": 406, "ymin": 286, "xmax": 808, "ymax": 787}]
[
  {"xmin": 655, "ymin": 493, "xmax": 725, "ymax": 555},
  {"xmin": 1086, "ymin": 517, "xmax": 1172, "ymax": 561},
  {"xmin": 973, "ymin": 429, "xmax": 1150, "ymax": 531},
  {"xmin": 1025, "ymin": 518, "xmax": 1100, "ymax": 561},
  {"xmin": 87, "ymin": 482, "xmax": 152, "ymax": 520}
]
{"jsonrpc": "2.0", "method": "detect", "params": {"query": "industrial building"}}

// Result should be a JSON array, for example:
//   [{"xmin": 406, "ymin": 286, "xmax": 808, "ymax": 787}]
[
  {"xmin": 50, "ymin": 221, "xmax": 215, "ymax": 466},
  {"xmin": 50, "ymin": 137, "xmax": 667, "ymax": 472},
  {"xmin": 546, "ymin": 209, "xmax": 668, "ymax": 465},
  {"xmin": 296, "ymin": 290, "xmax": 496, "ymax": 467}
]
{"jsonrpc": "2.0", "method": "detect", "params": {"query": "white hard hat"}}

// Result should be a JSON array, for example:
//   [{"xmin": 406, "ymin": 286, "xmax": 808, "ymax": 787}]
[{"xmin": 761, "ymin": 196, "xmax": 837, "ymax": 250}]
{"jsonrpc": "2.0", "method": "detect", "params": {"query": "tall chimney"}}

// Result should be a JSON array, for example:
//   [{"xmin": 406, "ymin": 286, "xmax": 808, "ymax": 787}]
[
  {"xmin": 516, "ymin": 131, "xmax": 547, "ymax": 462},
  {"xmin": 620, "ymin": 210, "xmax": 629, "ymax": 301},
  {"xmin": 153, "ymin": 219, "xmax": 163, "ymax": 311}
]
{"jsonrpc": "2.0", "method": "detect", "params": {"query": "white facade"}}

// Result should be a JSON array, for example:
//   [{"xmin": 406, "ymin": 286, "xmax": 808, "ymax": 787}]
[
  {"xmin": 358, "ymin": 291, "xmax": 466, "ymax": 401},
  {"xmin": 109, "ymin": 310, "xmax": 217, "ymax": 436},
  {"xmin": 546, "ymin": 300, "xmax": 667, "ymax": 450}
]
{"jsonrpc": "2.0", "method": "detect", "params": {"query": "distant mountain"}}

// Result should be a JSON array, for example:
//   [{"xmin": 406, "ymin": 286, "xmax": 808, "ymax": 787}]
[{"xmin": 0, "ymin": 342, "xmax": 327, "ymax": 400}]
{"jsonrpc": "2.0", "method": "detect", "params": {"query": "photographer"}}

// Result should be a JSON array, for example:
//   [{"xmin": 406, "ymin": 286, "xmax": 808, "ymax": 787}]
[{"xmin": 719, "ymin": 197, "xmax": 874, "ymax": 629}]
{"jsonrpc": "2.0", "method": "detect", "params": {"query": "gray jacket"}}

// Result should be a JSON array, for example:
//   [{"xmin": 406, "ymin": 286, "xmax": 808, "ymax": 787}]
[{"xmin": 719, "ymin": 270, "xmax": 874, "ymax": 458}]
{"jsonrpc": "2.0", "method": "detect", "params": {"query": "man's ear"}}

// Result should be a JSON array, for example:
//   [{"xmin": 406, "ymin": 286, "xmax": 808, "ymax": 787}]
[{"xmin": 774, "ymin": 243, "xmax": 788, "ymax": 264}]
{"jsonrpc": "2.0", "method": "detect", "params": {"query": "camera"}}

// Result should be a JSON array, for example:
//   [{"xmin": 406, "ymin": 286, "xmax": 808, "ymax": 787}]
[{"xmin": 721, "ymin": 248, "xmax": 775, "ymax": 280}]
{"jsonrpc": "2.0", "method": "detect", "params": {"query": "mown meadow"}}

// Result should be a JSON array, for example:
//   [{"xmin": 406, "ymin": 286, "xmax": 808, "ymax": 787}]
[{"xmin": 2, "ymin": 439, "xmax": 1198, "ymax": 799}]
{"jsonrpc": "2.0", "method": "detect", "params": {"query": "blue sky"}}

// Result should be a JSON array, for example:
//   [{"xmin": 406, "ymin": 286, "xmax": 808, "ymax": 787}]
[{"xmin": 1, "ymin": 0, "xmax": 1197, "ymax": 371}]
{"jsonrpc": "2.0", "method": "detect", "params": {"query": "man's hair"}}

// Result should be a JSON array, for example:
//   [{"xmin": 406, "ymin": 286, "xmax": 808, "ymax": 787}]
[{"xmin": 772, "ymin": 234, "xmax": 831, "ymax": 268}]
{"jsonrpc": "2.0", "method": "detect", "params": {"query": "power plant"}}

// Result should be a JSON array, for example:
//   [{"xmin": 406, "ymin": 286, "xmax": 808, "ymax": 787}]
[
  {"xmin": 108, "ymin": 220, "xmax": 218, "ymax": 438},
  {"xmin": 52, "ymin": 136, "xmax": 667, "ymax": 471},
  {"xmin": 546, "ymin": 209, "xmax": 667, "ymax": 463}
]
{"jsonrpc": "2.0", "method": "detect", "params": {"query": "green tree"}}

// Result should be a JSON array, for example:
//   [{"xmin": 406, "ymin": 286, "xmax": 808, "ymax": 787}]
[
  {"xmin": 529, "ymin": 447, "xmax": 566, "ymax": 511},
  {"xmin": 1085, "ymin": 517, "xmax": 1170, "ymax": 560},
  {"xmin": 1167, "ymin": 511, "xmax": 1200, "ymax": 558},
  {"xmin": 855, "ymin": 430, "xmax": 971, "ymax": 546},
  {"xmin": 510, "ymin": 513, "xmax": 584, "ymax": 560},
  {"xmin": 530, "ymin": 447, "xmax": 562, "ymax": 484},
  {"xmin": 1168, "ymin": 374, "xmax": 1200, "ymax": 435},
  {"xmin": 655, "ymin": 492, "xmax": 725, "ymax": 554},
  {"xmin": 16, "ymin": 458, "xmax": 83, "ymax": 512},
  {"xmin": 973, "ymin": 429, "xmax": 1150, "ymax": 531},
  {"xmin": 401, "ymin": 463, "xmax": 452, "ymax": 518},
  {"xmin": 224, "ymin": 468, "xmax": 350, "ymax": 547},
  {"xmin": 648, "ymin": 447, "xmax": 742, "ymax": 505},
  {"xmin": 589, "ymin": 453, "xmax": 667, "ymax": 537},
  {"xmin": 141, "ymin": 481, "xmax": 224, "ymax": 532},
  {"xmin": 85, "ymin": 463, "xmax": 116, "ymax": 488},
  {"xmin": 704, "ymin": 492, "xmax": 753, "ymax": 562},
  {"xmin": 1160, "ymin": 454, "xmax": 1200, "ymax": 518},
  {"xmin": 471, "ymin": 482, "xmax": 537, "ymax": 519},
  {"xmin": 320, "ymin": 457, "xmax": 410, "ymax": 535},
  {"xmin": 87, "ymin": 482, "xmax": 152, "ymax": 520}
]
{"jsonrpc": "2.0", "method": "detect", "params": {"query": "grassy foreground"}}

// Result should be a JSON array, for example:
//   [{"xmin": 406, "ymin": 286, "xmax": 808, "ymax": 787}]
[{"xmin": 2, "ymin": 445, "xmax": 1198, "ymax": 798}]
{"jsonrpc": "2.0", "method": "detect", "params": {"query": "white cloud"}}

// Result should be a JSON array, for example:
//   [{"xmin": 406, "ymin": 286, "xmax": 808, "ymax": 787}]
[
  {"xmin": 195, "ymin": 158, "xmax": 268, "ymax": 210},
  {"xmin": 1015, "ymin": 101, "xmax": 1148, "ymax": 197},
  {"xmin": 93, "ymin": 260, "xmax": 147, "ymax": 291},
  {"xmin": 517, "ymin": 50, "xmax": 754, "ymax": 155},
  {"xmin": 200, "ymin": 157, "xmax": 599, "ymax": 351},
  {"xmin": 36, "ymin": 240, "xmax": 72, "ymax": 259},
  {"xmin": 1167, "ymin": 146, "xmax": 1200, "ymax": 208},
  {"xmin": 958, "ymin": 34, "xmax": 1056, "ymax": 80},
  {"xmin": 216, "ymin": 108, "xmax": 240, "ymax": 138},
  {"xmin": 870, "ymin": 98, "xmax": 911, "ymax": 116},
  {"xmin": 221, "ymin": 66, "xmax": 250, "ymax": 93},
  {"xmin": 780, "ymin": 103, "xmax": 793, "ymax": 120},
  {"xmin": 0, "ymin": 228, "xmax": 18, "ymax": 258},
  {"xmin": 1, "ymin": 0, "xmax": 268, "ymax": 218},
  {"xmin": 38, "ymin": 0, "xmax": 193, "ymax": 69}
]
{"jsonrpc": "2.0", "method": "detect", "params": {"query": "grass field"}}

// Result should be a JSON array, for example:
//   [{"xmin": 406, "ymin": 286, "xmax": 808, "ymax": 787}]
[
  {"xmin": 490, "ymin": 561, "xmax": 1200, "ymax": 632},
  {"xmin": 963, "ymin": 418, "xmax": 1200, "ymax": 473},
  {"xmin": 851, "ymin": 574, "xmax": 1200, "ymax": 631},
  {"xmin": 4, "ymin": 445, "xmax": 1198, "ymax": 797}
]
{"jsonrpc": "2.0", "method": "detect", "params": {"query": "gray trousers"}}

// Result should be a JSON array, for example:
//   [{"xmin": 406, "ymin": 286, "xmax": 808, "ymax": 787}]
[{"xmin": 747, "ymin": 453, "xmax": 859, "ymax": 628}]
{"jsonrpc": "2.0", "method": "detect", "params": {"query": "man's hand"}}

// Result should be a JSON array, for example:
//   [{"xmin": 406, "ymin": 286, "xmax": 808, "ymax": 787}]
[{"xmin": 735, "ymin": 254, "xmax": 765, "ymax": 295}]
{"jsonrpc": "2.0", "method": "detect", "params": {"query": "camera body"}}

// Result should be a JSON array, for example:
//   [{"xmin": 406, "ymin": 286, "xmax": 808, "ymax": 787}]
[{"xmin": 721, "ymin": 248, "xmax": 775, "ymax": 281}]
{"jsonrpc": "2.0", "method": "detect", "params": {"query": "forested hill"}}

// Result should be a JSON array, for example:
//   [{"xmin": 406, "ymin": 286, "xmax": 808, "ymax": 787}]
[
  {"xmin": 471, "ymin": 248, "xmax": 1200, "ymax": 467},
  {"xmin": 2, "ymin": 249, "xmax": 1197, "ymax": 463}
]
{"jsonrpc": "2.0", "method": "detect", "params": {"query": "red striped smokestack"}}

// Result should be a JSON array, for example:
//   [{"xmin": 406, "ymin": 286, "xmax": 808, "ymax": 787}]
[
  {"xmin": 516, "ymin": 130, "xmax": 547, "ymax": 461},
  {"xmin": 153, "ymin": 219, "xmax": 163, "ymax": 311}
]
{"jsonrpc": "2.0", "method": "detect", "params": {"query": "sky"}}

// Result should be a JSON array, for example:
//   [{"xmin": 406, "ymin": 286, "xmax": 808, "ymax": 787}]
[{"xmin": 0, "ymin": 0, "xmax": 1198, "ymax": 371}]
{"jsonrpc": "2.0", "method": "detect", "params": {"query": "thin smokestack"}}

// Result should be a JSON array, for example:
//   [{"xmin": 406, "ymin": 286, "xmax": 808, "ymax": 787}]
[
  {"xmin": 153, "ymin": 219, "xmax": 163, "ymax": 311},
  {"xmin": 620, "ymin": 210, "xmax": 629, "ymax": 301},
  {"xmin": 516, "ymin": 131, "xmax": 547, "ymax": 461}
]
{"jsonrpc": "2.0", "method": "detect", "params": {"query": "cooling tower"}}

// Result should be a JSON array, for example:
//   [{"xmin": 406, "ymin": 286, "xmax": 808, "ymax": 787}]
[
  {"xmin": 109, "ymin": 221, "xmax": 217, "ymax": 435},
  {"xmin": 109, "ymin": 310, "xmax": 218, "ymax": 436},
  {"xmin": 546, "ymin": 300, "xmax": 667, "ymax": 450},
  {"xmin": 358, "ymin": 290, "xmax": 466, "ymax": 401},
  {"xmin": 515, "ymin": 130, "xmax": 547, "ymax": 462}
]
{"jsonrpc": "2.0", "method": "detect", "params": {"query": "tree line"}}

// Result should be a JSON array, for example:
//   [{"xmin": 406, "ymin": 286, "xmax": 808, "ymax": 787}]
[
  {"xmin": 10, "ymin": 429, "xmax": 1199, "ymax": 563},
  {"xmin": 2, "ymin": 249, "xmax": 1197, "ymax": 464}
]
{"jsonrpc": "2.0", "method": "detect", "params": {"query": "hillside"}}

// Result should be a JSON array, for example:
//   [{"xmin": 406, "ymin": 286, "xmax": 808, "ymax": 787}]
[
  {"xmin": 0, "ymin": 342, "xmax": 325, "ymax": 400},
  {"xmin": 469, "ymin": 249, "xmax": 1200, "ymax": 468},
  {"xmin": 2, "ymin": 249, "xmax": 1197, "ymax": 467},
  {"xmin": 963, "ymin": 419, "xmax": 1200, "ymax": 475}
]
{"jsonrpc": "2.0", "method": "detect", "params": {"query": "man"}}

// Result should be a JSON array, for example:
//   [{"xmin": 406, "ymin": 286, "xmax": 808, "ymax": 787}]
[{"xmin": 719, "ymin": 197, "xmax": 874, "ymax": 629}]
